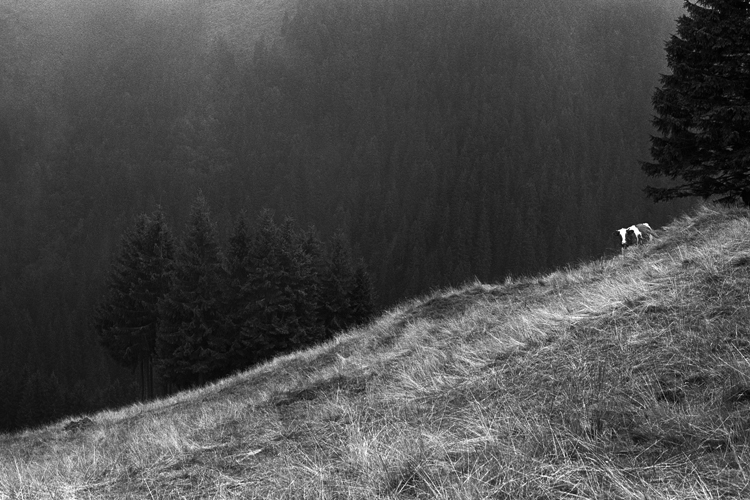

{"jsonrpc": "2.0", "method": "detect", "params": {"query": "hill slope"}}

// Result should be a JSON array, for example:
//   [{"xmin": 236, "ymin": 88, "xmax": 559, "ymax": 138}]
[
  {"xmin": 2, "ymin": 203, "xmax": 750, "ymax": 499},
  {"xmin": 1, "ymin": 0, "xmax": 692, "ymax": 416}
]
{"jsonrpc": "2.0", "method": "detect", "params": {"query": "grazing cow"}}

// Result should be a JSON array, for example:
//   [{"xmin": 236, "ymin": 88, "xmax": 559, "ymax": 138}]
[{"xmin": 615, "ymin": 222, "xmax": 656, "ymax": 251}]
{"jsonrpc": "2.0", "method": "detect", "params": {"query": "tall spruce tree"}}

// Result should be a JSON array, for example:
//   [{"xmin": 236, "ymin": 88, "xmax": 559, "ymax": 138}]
[
  {"xmin": 238, "ymin": 211, "xmax": 323, "ymax": 363},
  {"xmin": 349, "ymin": 259, "xmax": 375, "ymax": 326},
  {"xmin": 643, "ymin": 0, "xmax": 750, "ymax": 204},
  {"xmin": 318, "ymin": 232, "xmax": 356, "ymax": 337},
  {"xmin": 95, "ymin": 209, "xmax": 174, "ymax": 400},
  {"xmin": 156, "ymin": 192, "xmax": 228, "ymax": 389},
  {"xmin": 222, "ymin": 212, "xmax": 252, "ymax": 371},
  {"xmin": 277, "ymin": 217, "xmax": 323, "ymax": 346}
]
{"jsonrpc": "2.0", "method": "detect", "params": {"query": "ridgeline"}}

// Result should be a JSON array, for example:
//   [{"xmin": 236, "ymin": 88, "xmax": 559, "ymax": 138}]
[{"xmin": 2, "ymin": 203, "xmax": 749, "ymax": 498}]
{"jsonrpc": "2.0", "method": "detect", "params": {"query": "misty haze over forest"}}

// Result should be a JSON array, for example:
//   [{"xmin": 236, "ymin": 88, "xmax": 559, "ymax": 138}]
[{"xmin": 0, "ymin": 0, "xmax": 691, "ymax": 430}]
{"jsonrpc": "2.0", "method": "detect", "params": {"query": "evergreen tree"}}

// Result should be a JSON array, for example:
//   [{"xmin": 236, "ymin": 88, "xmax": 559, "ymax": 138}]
[
  {"xmin": 643, "ymin": 0, "xmax": 750, "ymax": 204},
  {"xmin": 227, "ymin": 212, "xmax": 252, "ymax": 284},
  {"xmin": 222, "ymin": 212, "xmax": 252, "ymax": 371},
  {"xmin": 233, "ymin": 210, "xmax": 281, "ymax": 365},
  {"xmin": 349, "ymin": 259, "xmax": 375, "ymax": 326},
  {"xmin": 318, "ymin": 232, "xmax": 356, "ymax": 337},
  {"xmin": 277, "ymin": 217, "xmax": 323, "ymax": 345},
  {"xmin": 238, "ymin": 211, "xmax": 323, "ymax": 363},
  {"xmin": 94, "ymin": 209, "xmax": 175, "ymax": 400},
  {"xmin": 157, "ymin": 192, "xmax": 228, "ymax": 389}
]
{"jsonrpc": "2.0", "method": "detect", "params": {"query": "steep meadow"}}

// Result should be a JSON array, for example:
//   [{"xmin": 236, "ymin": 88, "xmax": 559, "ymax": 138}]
[{"xmin": 2, "ymin": 203, "xmax": 749, "ymax": 498}]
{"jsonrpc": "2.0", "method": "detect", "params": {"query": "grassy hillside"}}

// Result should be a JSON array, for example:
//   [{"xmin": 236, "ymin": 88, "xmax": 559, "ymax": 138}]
[{"xmin": 2, "ymin": 203, "xmax": 750, "ymax": 499}]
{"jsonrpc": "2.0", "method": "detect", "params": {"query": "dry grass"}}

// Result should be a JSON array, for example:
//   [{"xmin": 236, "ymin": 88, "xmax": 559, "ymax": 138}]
[{"xmin": 2, "ymin": 203, "xmax": 750, "ymax": 499}]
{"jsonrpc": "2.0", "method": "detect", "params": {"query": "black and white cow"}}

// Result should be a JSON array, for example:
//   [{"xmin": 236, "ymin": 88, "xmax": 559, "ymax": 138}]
[{"xmin": 615, "ymin": 222, "xmax": 656, "ymax": 250}]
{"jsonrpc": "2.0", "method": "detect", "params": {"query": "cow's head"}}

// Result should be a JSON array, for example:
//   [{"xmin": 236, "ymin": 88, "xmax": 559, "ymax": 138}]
[{"xmin": 615, "ymin": 228, "xmax": 628, "ymax": 247}]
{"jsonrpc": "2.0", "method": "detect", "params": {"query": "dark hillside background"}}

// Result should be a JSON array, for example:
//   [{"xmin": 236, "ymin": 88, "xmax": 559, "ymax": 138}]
[{"xmin": 0, "ymin": 0, "xmax": 689, "ymax": 430}]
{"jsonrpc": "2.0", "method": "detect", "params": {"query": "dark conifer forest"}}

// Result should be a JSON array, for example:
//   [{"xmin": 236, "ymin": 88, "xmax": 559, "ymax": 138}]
[{"xmin": 0, "ymin": 0, "xmax": 691, "ymax": 431}]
